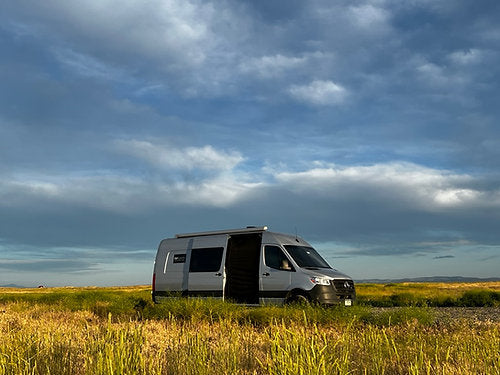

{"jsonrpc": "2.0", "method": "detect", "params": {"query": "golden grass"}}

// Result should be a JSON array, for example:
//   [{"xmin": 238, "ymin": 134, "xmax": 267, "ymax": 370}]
[
  {"xmin": 0, "ymin": 283, "xmax": 499, "ymax": 374},
  {"xmin": 1, "ymin": 303, "xmax": 498, "ymax": 375}
]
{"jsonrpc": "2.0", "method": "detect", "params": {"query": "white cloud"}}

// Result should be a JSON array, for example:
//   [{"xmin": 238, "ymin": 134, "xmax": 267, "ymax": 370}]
[
  {"xmin": 46, "ymin": 0, "xmax": 218, "ymax": 67},
  {"xmin": 433, "ymin": 188, "xmax": 480, "ymax": 206},
  {"xmin": 160, "ymin": 177, "xmax": 262, "ymax": 207},
  {"xmin": 288, "ymin": 80, "xmax": 348, "ymax": 106},
  {"xmin": 3, "ymin": 161, "xmax": 498, "ymax": 214},
  {"xmin": 0, "ymin": 139, "xmax": 251, "ymax": 211},
  {"xmin": 240, "ymin": 52, "xmax": 323, "ymax": 78},
  {"xmin": 274, "ymin": 162, "xmax": 497, "ymax": 211},
  {"xmin": 448, "ymin": 49, "xmax": 483, "ymax": 65},
  {"xmin": 348, "ymin": 4, "xmax": 390, "ymax": 31},
  {"xmin": 115, "ymin": 139, "xmax": 244, "ymax": 171},
  {"xmin": 0, "ymin": 172, "xmax": 261, "ymax": 211},
  {"xmin": 417, "ymin": 62, "xmax": 467, "ymax": 88}
]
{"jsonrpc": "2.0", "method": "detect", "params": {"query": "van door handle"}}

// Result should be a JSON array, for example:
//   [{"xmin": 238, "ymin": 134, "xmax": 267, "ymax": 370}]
[
  {"xmin": 262, "ymin": 272, "xmax": 270, "ymax": 276},
  {"xmin": 215, "ymin": 272, "xmax": 222, "ymax": 276}
]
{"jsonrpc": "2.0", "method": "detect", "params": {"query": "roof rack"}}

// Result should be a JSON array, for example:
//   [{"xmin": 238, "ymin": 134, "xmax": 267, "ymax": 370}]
[{"xmin": 175, "ymin": 226, "xmax": 268, "ymax": 238}]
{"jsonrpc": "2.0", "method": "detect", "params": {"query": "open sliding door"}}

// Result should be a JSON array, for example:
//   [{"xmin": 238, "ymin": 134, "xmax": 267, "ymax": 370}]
[{"xmin": 224, "ymin": 233, "xmax": 261, "ymax": 304}]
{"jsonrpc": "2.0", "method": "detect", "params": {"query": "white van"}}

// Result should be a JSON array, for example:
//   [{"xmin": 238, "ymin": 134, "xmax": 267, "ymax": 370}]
[{"xmin": 152, "ymin": 226, "xmax": 355, "ymax": 306}]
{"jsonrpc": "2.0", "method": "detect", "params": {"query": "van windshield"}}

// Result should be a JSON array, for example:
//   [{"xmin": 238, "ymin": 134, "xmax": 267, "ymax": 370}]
[{"xmin": 284, "ymin": 245, "xmax": 331, "ymax": 269}]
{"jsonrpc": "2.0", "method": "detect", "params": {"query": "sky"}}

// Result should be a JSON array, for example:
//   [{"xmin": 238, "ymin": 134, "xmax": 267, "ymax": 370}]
[{"xmin": 1, "ymin": 0, "xmax": 499, "ymax": 287}]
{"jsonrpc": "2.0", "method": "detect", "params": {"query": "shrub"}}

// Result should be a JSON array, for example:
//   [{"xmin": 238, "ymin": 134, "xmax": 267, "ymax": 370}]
[{"xmin": 458, "ymin": 291, "xmax": 500, "ymax": 307}]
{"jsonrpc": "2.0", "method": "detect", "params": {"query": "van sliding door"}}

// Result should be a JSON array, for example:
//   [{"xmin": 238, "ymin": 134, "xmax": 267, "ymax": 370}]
[{"xmin": 224, "ymin": 233, "xmax": 261, "ymax": 304}]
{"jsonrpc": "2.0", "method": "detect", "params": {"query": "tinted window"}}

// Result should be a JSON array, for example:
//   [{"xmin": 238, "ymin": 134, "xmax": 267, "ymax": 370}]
[
  {"xmin": 264, "ymin": 246, "xmax": 294, "ymax": 271},
  {"xmin": 189, "ymin": 247, "xmax": 224, "ymax": 272},
  {"xmin": 284, "ymin": 246, "xmax": 330, "ymax": 268}
]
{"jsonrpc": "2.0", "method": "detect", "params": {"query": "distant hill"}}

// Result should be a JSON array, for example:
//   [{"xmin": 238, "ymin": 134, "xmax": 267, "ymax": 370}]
[{"xmin": 356, "ymin": 276, "xmax": 500, "ymax": 284}]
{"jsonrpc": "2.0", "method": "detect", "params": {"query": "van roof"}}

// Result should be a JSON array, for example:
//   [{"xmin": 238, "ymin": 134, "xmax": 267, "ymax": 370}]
[
  {"xmin": 173, "ymin": 226, "xmax": 311, "ymax": 247},
  {"xmin": 175, "ymin": 226, "xmax": 268, "ymax": 238}
]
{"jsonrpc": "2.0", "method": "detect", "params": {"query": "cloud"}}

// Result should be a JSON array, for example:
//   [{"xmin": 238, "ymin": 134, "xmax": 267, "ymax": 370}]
[
  {"xmin": 1, "ymin": 158, "xmax": 500, "ymax": 277},
  {"xmin": 1, "ymin": 0, "xmax": 254, "ymax": 97},
  {"xmin": 433, "ymin": 255, "xmax": 455, "ymax": 259},
  {"xmin": 52, "ymin": 48, "xmax": 126, "ymax": 80},
  {"xmin": 239, "ymin": 53, "xmax": 322, "ymax": 78},
  {"xmin": 448, "ymin": 49, "xmax": 484, "ymax": 65},
  {"xmin": 0, "ymin": 172, "xmax": 260, "ymax": 212},
  {"xmin": 45, "ymin": 0, "xmax": 218, "ymax": 67},
  {"xmin": 114, "ymin": 139, "xmax": 244, "ymax": 171},
  {"xmin": 2, "ymin": 159, "xmax": 500, "ymax": 219},
  {"xmin": 0, "ymin": 136, "xmax": 256, "ymax": 211},
  {"xmin": 348, "ymin": 4, "xmax": 390, "ymax": 32},
  {"xmin": 416, "ymin": 62, "xmax": 468, "ymax": 89},
  {"xmin": 273, "ymin": 162, "xmax": 497, "ymax": 211},
  {"xmin": 0, "ymin": 259, "xmax": 98, "ymax": 273},
  {"xmin": 288, "ymin": 80, "xmax": 348, "ymax": 106}
]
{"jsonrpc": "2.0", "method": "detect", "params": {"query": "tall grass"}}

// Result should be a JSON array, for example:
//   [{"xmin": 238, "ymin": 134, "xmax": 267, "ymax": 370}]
[
  {"xmin": 0, "ymin": 303, "xmax": 498, "ymax": 375},
  {"xmin": 0, "ymin": 284, "xmax": 499, "ymax": 374}
]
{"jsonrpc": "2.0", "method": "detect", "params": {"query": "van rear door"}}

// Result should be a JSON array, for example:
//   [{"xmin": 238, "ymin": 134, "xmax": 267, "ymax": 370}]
[{"xmin": 187, "ymin": 235, "xmax": 227, "ymax": 297}]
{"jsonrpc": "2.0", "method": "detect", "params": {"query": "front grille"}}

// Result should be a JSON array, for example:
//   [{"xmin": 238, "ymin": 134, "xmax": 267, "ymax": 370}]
[{"xmin": 333, "ymin": 279, "xmax": 355, "ymax": 295}]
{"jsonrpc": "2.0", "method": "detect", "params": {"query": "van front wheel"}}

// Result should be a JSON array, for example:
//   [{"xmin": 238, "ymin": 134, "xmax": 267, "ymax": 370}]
[{"xmin": 285, "ymin": 293, "xmax": 310, "ymax": 306}]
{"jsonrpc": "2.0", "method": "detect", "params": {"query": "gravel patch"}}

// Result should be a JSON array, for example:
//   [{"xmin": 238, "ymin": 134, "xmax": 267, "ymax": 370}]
[
  {"xmin": 370, "ymin": 307, "xmax": 500, "ymax": 324},
  {"xmin": 431, "ymin": 307, "xmax": 500, "ymax": 323}
]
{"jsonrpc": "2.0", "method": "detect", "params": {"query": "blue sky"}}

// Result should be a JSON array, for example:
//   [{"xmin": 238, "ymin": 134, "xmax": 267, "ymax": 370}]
[{"xmin": 1, "ymin": 0, "xmax": 499, "ymax": 286}]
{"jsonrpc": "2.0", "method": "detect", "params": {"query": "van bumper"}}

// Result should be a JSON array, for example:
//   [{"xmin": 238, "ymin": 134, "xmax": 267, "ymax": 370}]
[{"xmin": 309, "ymin": 284, "xmax": 356, "ymax": 305}]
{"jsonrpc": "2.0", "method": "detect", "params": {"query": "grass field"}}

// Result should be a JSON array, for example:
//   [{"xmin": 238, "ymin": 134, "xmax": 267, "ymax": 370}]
[
  {"xmin": 0, "ymin": 283, "xmax": 499, "ymax": 374},
  {"xmin": 356, "ymin": 281, "xmax": 500, "ymax": 307}
]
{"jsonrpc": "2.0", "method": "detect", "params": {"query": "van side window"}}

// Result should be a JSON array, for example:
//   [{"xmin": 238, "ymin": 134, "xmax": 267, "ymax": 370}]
[
  {"xmin": 189, "ymin": 247, "xmax": 224, "ymax": 272},
  {"xmin": 264, "ymin": 246, "xmax": 294, "ymax": 271}
]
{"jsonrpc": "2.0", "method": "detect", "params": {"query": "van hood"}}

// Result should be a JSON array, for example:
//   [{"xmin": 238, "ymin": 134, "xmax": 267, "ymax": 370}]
[{"xmin": 301, "ymin": 267, "xmax": 353, "ymax": 280}]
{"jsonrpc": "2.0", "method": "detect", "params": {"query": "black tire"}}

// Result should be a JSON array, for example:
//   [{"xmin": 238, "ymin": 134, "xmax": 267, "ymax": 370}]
[{"xmin": 285, "ymin": 293, "xmax": 310, "ymax": 306}]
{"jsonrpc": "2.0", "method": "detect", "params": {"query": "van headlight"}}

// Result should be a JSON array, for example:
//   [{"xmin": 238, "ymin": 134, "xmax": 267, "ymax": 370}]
[{"xmin": 310, "ymin": 277, "xmax": 331, "ymax": 286}]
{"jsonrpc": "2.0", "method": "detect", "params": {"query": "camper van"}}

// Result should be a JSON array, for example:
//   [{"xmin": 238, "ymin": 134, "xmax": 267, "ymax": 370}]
[{"xmin": 152, "ymin": 226, "xmax": 355, "ymax": 306}]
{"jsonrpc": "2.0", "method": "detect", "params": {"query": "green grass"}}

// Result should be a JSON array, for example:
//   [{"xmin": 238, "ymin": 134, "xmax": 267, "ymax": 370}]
[
  {"xmin": 0, "ymin": 286, "xmax": 151, "ymax": 319},
  {"xmin": 0, "ymin": 286, "xmax": 436, "ymax": 326}
]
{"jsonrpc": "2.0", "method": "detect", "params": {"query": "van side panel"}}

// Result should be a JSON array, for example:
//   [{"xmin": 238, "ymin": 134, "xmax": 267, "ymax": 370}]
[
  {"xmin": 154, "ymin": 238, "xmax": 190, "ymax": 298},
  {"xmin": 186, "ymin": 235, "xmax": 228, "ymax": 296}
]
